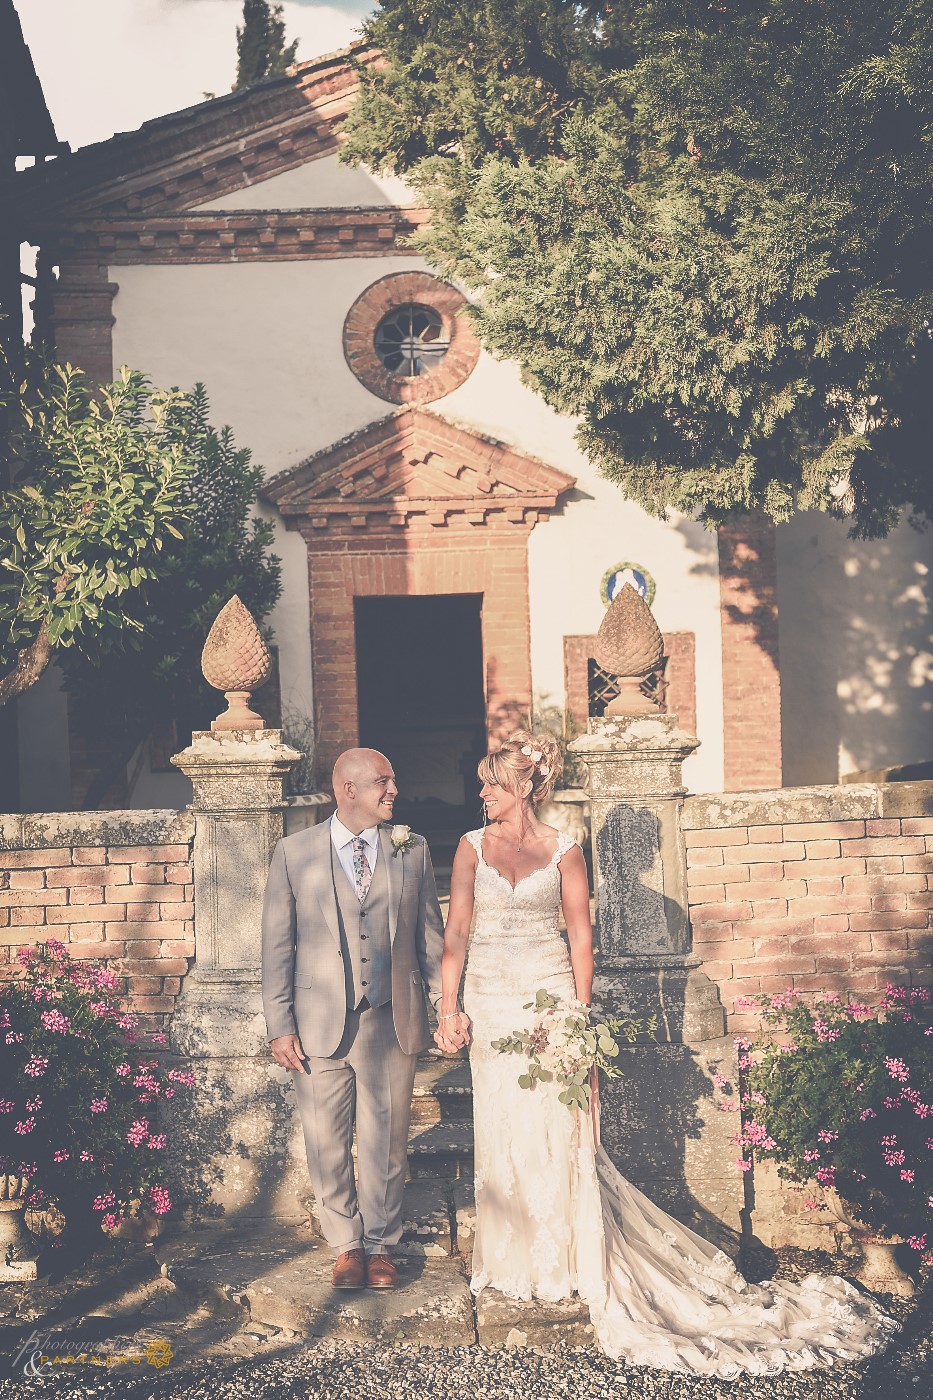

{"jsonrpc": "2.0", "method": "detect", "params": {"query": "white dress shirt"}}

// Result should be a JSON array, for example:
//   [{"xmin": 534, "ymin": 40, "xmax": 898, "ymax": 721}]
[{"xmin": 330, "ymin": 814, "xmax": 380, "ymax": 892}]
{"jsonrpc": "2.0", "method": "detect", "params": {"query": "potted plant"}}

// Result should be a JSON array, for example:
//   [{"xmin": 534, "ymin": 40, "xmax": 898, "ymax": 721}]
[
  {"xmin": 0, "ymin": 939, "xmax": 193, "ymax": 1269},
  {"xmin": 727, "ymin": 984, "xmax": 933, "ymax": 1295}
]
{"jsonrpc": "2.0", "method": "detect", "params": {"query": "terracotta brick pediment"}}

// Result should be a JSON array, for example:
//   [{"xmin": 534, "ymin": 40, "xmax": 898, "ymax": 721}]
[
  {"xmin": 16, "ymin": 47, "xmax": 373, "ymax": 227},
  {"xmin": 261, "ymin": 408, "xmax": 576, "ymax": 531}
]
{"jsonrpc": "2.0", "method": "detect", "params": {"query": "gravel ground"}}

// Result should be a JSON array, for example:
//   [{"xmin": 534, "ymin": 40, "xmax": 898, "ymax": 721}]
[{"xmin": 0, "ymin": 1249, "xmax": 929, "ymax": 1400}]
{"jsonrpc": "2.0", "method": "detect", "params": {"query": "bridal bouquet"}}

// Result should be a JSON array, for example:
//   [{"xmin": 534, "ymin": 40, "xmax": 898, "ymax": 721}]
[{"xmin": 492, "ymin": 990, "xmax": 657, "ymax": 1114}]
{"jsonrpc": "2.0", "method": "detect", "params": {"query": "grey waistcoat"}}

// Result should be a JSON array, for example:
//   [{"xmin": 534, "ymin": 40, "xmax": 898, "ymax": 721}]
[{"xmin": 330, "ymin": 840, "xmax": 392, "ymax": 1009}]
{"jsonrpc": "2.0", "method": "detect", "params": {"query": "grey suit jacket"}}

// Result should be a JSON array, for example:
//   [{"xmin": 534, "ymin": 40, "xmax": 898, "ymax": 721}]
[{"xmin": 261, "ymin": 821, "xmax": 445, "ymax": 1058}]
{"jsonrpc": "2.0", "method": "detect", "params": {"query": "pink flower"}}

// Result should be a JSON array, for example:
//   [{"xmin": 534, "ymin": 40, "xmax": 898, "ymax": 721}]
[
  {"xmin": 0, "ymin": 1009, "xmax": 9, "ymax": 1029},
  {"xmin": 803, "ymin": 1198, "xmax": 822, "ymax": 1210},
  {"xmin": 881, "ymin": 1135, "xmax": 899, "ymax": 1146},
  {"xmin": 717, "ymin": 1099, "xmax": 739, "ymax": 1113},
  {"xmin": 149, "ymin": 1032, "xmax": 168, "ymax": 1045},
  {"xmin": 90, "ymin": 1097, "xmax": 108, "ymax": 1113},
  {"xmin": 901, "ymin": 1169, "xmax": 916, "ymax": 1183},
  {"xmin": 23, "ymin": 1056, "xmax": 48, "ymax": 1077},
  {"xmin": 40, "ymin": 1009, "xmax": 71, "ymax": 1034},
  {"xmin": 89, "ymin": 1001, "xmax": 109, "ymax": 1018},
  {"xmin": 127, "ymin": 1118, "xmax": 150, "ymax": 1147},
  {"xmin": 803, "ymin": 1149, "xmax": 821, "ymax": 1162},
  {"xmin": 24, "ymin": 1096, "xmax": 42, "ymax": 1113},
  {"xmin": 168, "ymin": 1068, "xmax": 195, "ymax": 1086},
  {"xmin": 817, "ymin": 1129, "xmax": 838, "ymax": 1143},
  {"xmin": 884, "ymin": 1057, "xmax": 910, "ymax": 1082},
  {"xmin": 115, "ymin": 1062, "xmax": 131, "ymax": 1077},
  {"xmin": 80, "ymin": 1150, "xmax": 94, "ymax": 1162},
  {"xmin": 815, "ymin": 1165, "xmax": 836, "ymax": 1185},
  {"xmin": 148, "ymin": 1185, "xmax": 172, "ymax": 1215},
  {"xmin": 733, "ymin": 1037, "xmax": 752, "ymax": 1051},
  {"xmin": 5, "ymin": 1032, "xmax": 23, "ymax": 1044},
  {"xmin": 711, "ymin": 1072, "xmax": 731, "ymax": 1090},
  {"xmin": 93, "ymin": 1191, "xmax": 116, "ymax": 1211},
  {"xmin": 53, "ymin": 1149, "xmax": 69, "ymax": 1162},
  {"xmin": 0, "ymin": 1099, "xmax": 14, "ymax": 1113},
  {"xmin": 14, "ymin": 1118, "xmax": 35, "ymax": 1135},
  {"xmin": 883, "ymin": 1150, "xmax": 906, "ymax": 1166},
  {"xmin": 735, "ymin": 1158, "xmax": 753, "ymax": 1173},
  {"xmin": 907, "ymin": 1235, "xmax": 928, "ymax": 1251},
  {"xmin": 147, "ymin": 1133, "xmax": 167, "ymax": 1150}
]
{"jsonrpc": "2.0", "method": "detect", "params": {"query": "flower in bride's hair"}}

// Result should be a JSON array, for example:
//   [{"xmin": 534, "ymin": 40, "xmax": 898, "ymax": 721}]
[
  {"xmin": 520, "ymin": 744, "xmax": 533, "ymax": 756},
  {"xmin": 539, "ymin": 765, "xmax": 551, "ymax": 778},
  {"xmin": 531, "ymin": 750, "xmax": 543, "ymax": 762}
]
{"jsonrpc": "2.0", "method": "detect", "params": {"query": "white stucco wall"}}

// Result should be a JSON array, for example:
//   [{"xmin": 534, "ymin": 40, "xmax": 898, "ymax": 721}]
[
  {"xmin": 777, "ymin": 512, "xmax": 933, "ymax": 783},
  {"xmin": 196, "ymin": 152, "xmax": 414, "ymax": 210}
]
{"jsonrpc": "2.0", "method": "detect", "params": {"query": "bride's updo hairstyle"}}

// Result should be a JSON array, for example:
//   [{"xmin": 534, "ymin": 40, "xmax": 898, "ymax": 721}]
[{"xmin": 477, "ymin": 729, "xmax": 563, "ymax": 807}]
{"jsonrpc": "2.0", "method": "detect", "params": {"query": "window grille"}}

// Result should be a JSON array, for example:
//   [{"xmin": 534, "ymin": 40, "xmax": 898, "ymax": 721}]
[
  {"xmin": 374, "ymin": 304, "xmax": 450, "ymax": 377},
  {"xmin": 587, "ymin": 657, "xmax": 669, "ymax": 716}
]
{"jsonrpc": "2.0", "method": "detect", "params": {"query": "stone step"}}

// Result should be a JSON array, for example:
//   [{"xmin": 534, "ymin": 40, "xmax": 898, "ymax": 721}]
[
  {"xmin": 407, "ymin": 1121, "xmax": 474, "ymax": 1181},
  {"xmin": 155, "ymin": 1223, "xmax": 476, "ymax": 1345},
  {"xmin": 475, "ymin": 1289, "xmax": 594, "ymax": 1348},
  {"xmin": 410, "ymin": 1052, "xmax": 473, "ymax": 1125}
]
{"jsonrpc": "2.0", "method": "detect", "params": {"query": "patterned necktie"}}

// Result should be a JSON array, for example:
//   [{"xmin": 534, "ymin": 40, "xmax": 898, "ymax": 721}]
[{"xmin": 351, "ymin": 836, "xmax": 372, "ymax": 902}]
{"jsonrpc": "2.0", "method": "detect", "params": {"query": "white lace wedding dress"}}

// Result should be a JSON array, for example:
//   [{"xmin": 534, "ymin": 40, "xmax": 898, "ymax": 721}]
[{"xmin": 462, "ymin": 829, "xmax": 899, "ymax": 1377}]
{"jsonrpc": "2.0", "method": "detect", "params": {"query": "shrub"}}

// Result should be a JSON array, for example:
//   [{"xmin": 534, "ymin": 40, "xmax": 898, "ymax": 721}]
[
  {"xmin": 726, "ymin": 985, "xmax": 933, "ymax": 1264},
  {"xmin": 0, "ymin": 940, "xmax": 193, "ymax": 1239}
]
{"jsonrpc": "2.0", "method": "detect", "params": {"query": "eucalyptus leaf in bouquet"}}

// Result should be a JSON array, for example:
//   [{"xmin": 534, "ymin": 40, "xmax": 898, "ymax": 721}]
[{"xmin": 492, "ymin": 989, "xmax": 657, "ymax": 1114}]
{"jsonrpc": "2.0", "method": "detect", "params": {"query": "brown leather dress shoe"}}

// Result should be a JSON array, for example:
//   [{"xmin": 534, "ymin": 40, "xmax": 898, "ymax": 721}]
[
  {"xmin": 366, "ymin": 1252, "xmax": 398, "ymax": 1289},
  {"xmin": 332, "ymin": 1248, "xmax": 366, "ymax": 1289}
]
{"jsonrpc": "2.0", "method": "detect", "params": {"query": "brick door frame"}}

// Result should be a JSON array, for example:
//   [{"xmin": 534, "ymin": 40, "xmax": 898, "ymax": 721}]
[{"xmin": 262, "ymin": 408, "xmax": 576, "ymax": 784}]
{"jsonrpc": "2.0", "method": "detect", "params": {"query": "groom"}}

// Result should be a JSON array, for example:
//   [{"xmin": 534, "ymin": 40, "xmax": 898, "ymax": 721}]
[{"xmin": 261, "ymin": 747, "xmax": 464, "ymax": 1290}]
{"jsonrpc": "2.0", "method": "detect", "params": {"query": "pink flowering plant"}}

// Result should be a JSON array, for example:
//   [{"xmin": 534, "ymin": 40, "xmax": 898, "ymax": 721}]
[
  {"xmin": 726, "ymin": 985, "xmax": 933, "ymax": 1265},
  {"xmin": 0, "ymin": 939, "xmax": 194, "ymax": 1240}
]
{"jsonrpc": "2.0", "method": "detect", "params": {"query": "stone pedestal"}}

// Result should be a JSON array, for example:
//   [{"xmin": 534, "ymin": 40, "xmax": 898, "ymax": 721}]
[
  {"xmin": 569, "ymin": 715, "xmax": 745, "ymax": 1249},
  {"xmin": 168, "ymin": 728, "xmax": 308, "ymax": 1223}
]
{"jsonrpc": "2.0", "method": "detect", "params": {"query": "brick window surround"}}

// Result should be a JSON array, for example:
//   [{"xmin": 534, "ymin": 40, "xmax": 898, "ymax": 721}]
[
  {"xmin": 262, "ymin": 408, "xmax": 576, "ymax": 780},
  {"xmin": 563, "ymin": 633, "xmax": 697, "ymax": 737},
  {"xmin": 343, "ymin": 272, "xmax": 481, "ymax": 405}
]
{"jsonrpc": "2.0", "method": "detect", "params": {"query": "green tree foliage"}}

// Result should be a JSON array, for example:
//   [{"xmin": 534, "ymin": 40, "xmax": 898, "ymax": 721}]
[
  {"xmin": 0, "ymin": 357, "xmax": 196, "ymax": 707},
  {"xmin": 342, "ymin": 1, "xmax": 933, "ymax": 536},
  {"xmin": 233, "ymin": 0, "xmax": 298, "ymax": 90},
  {"xmin": 60, "ymin": 385, "xmax": 281, "ymax": 806}
]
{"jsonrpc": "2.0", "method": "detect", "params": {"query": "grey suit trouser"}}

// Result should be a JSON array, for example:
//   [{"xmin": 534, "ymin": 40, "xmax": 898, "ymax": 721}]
[{"xmin": 292, "ymin": 1000, "xmax": 417, "ymax": 1255}]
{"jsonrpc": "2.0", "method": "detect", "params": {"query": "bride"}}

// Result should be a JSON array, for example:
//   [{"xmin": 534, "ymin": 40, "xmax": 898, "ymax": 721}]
[{"xmin": 434, "ymin": 729, "xmax": 898, "ymax": 1376}]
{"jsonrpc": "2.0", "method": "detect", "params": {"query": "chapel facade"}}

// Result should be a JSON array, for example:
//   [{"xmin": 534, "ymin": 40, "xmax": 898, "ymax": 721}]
[{"xmin": 11, "ymin": 47, "xmax": 932, "ymax": 841}]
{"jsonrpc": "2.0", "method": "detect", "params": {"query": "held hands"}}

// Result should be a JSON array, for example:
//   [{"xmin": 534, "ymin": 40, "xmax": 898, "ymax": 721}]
[
  {"xmin": 270, "ymin": 1033, "xmax": 308, "ymax": 1074},
  {"xmin": 434, "ymin": 1011, "xmax": 472, "ymax": 1056}
]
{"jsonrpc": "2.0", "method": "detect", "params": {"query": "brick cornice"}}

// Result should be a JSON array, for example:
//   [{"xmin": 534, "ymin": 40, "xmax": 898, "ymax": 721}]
[
  {"xmin": 261, "ymin": 407, "xmax": 576, "ymax": 533},
  {"xmin": 36, "ymin": 208, "xmax": 429, "ymax": 264},
  {"xmin": 15, "ymin": 47, "xmax": 375, "ymax": 226}
]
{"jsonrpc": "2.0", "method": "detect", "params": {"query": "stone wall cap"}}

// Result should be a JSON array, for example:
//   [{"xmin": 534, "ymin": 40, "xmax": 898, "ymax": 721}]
[
  {"xmin": 0, "ymin": 809, "xmax": 194, "ymax": 851},
  {"xmin": 682, "ymin": 783, "xmax": 887, "ymax": 830}
]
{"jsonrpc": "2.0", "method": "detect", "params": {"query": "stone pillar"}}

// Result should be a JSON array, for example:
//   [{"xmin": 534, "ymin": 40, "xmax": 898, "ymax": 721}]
[
  {"xmin": 570, "ymin": 715, "xmax": 746, "ymax": 1250},
  {"xmin": 166, "ymin": 726, "xmax": 306, "ymax": 1223}
]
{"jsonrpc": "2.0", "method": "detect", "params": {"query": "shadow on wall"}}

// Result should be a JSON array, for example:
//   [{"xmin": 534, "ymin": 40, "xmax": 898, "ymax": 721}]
[{"xmin": 776, "ymin": 512, "xmax": 933, "ymax": 784}]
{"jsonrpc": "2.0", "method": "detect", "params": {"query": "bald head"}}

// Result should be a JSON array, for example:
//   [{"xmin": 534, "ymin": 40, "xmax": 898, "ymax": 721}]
[{"xmin": 332, "ymin": 748, "xmax": 398, "ymax": 832}]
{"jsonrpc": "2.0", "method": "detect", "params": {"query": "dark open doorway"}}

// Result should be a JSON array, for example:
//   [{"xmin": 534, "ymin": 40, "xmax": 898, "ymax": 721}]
[{"xmin": 355, "ymin": 594, "xmax": 487, "ymax": 869}]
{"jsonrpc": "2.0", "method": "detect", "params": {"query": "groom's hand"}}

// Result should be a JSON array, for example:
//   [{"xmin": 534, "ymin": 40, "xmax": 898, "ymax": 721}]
[{"xmin": 270, "ymin": 1033, "xmax": 308, "ymax": 1073}]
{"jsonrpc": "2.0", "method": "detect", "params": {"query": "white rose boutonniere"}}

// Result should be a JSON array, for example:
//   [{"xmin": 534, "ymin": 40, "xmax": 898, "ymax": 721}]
[{"xmin": 390, "ymin": 824, "xmax": 416, "ymax": 858}]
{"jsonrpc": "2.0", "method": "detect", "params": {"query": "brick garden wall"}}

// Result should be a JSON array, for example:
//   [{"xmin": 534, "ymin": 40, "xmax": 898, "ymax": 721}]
[
  {"xmin": 0, "ymin": 811, "xmax": 195, "ymax": 1033},
  {"xmin": 683, "ymin": 785, "xmax": 933, "ymax": 1033}
]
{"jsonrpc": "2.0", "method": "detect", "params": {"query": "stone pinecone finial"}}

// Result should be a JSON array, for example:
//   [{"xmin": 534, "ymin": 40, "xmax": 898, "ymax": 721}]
[
  {"xmin": 593, "ymin": 583, "xmax": 664, "ymax": 714},
  {"xmin": 201, "ymin": 595, "xmax": 272, "ymax": 731}
]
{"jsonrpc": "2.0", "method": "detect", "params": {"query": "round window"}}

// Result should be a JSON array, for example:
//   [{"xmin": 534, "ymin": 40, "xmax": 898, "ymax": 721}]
[
  {"xmin": 343, "ymin": 272, "xmax": 481, "ymax": 405},
  {"xmin": 374, "ymin": 304, "xmax": 451, "ymax": 377}
]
